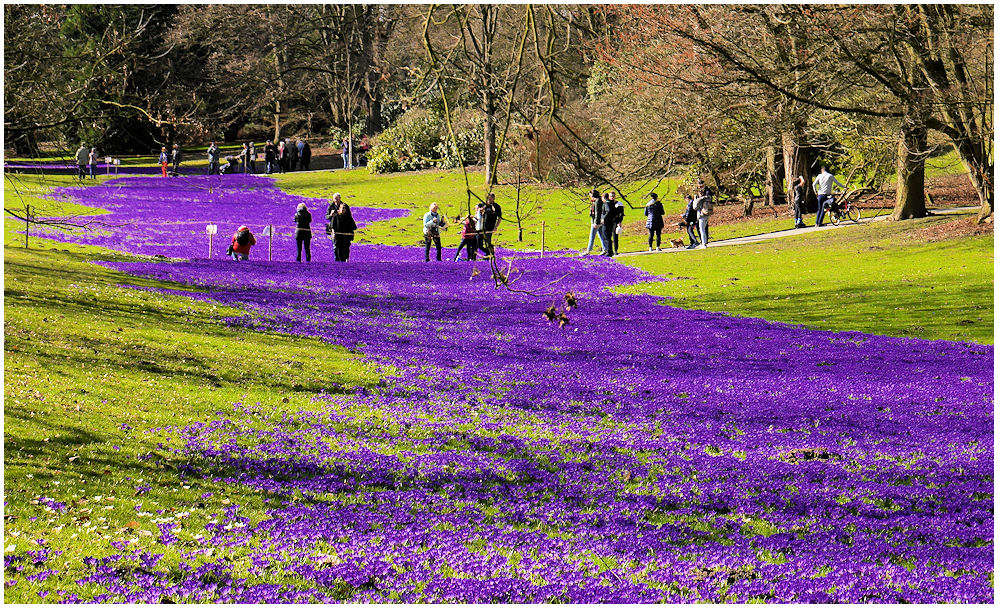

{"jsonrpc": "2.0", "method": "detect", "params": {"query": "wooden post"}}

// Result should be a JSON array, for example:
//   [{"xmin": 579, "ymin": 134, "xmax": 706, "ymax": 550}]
[
  {"xmin": 24, "ymin": 204, "xmax": 30, "ymax": 249},
  {"xmin": 268, "ymin": 225, "xmax": 273, "ymax": 261},
  {"xmin": 208, "ymin": 232, "xmax": 213, "ymax": 258},
  {"xmin": 540, "ymin": 221, "xmax": 545, "ymax": 258}
]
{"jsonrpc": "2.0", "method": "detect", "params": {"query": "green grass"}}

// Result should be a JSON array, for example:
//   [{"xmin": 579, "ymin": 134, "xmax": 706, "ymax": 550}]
[
  {"xmin": 617, "ymin": 211, "xmax": 993, "ymax": 344},
  {"xmin": 3, "ymin": 178, "xmax": 384, "ymax": 602}
]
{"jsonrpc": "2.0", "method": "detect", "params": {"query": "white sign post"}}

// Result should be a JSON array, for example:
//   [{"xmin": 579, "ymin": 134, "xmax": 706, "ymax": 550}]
[
  {"xmin": 206, "ymin": 224, "xmax": 218, "ymax": 258},
  {"xmin": 105, "ymin": 156, "xmax": 112, "ymax": 176},
  {"xmin": 262, "ymin": 225, "xmax": 273, "ymax": 261}
]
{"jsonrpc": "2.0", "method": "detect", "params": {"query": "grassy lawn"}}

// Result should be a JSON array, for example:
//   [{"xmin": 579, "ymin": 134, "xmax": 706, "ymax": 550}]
[
  {"xmin": 3, "ymin": 185, "xmax": 383, "ymax": 602},
  {"xmin": 617, "ymin": 211, "xmax": 993, "ymax": 344}
]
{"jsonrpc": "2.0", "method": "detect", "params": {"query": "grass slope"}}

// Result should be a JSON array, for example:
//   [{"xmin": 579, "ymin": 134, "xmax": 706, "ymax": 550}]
[{"xmin": 3, "ymin": 188, "xmax": 382, "ymax": 601}]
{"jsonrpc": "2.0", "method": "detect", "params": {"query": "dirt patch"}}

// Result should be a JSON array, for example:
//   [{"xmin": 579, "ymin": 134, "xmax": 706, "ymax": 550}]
[{"xmin": 903, "ymin": 216, "xmax": 993, "ymax": 242}]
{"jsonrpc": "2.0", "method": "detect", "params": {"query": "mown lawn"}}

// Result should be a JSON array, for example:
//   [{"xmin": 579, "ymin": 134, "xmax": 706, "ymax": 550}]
[
  {"xmin": 617, "ymin": 211, "xmax": 993, "ymax": 344},
  {"xmin": 3, "ymin": 192, "xmax": 383, "ymax": 601}
]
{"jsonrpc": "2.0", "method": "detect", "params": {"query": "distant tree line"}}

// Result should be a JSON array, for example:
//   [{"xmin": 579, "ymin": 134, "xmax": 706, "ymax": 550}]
[{"xmin": 4, "ymin": 4, "xmax": 992, "ymax": 222}]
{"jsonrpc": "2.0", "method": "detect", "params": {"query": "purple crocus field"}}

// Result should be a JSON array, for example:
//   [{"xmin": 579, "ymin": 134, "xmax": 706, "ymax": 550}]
[{"xmin": 33, "ymin": 176, "xmax": 996, "ymax": 602}]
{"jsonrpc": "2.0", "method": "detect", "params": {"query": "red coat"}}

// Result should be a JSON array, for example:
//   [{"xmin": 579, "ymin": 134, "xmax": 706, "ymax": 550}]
[{"xmin": 232, "ymin": 231, "xmax": 256, "ymax": 254}]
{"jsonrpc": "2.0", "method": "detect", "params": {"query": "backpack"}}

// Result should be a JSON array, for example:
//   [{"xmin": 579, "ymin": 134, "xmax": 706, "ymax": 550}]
[{"xmin": 236, "ymin": 230, "xmax": 251, "ymax": 246}]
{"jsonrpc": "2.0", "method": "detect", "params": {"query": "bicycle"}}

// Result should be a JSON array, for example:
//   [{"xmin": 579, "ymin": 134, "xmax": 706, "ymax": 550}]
[{"xmin": 823, "ymin": 192, "xmax": 862, "ymax": 225}]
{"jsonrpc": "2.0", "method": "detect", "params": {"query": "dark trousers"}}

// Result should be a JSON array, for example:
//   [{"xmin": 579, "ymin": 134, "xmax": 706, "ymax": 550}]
[
  {"xmin": 172, "ymin": 162, "xmax": 180, "ymax": 175},
  {"xmin": 648, "ymin": 228, "xmax": 661, "ymax": 248},
  {"xmin": 816, "ymin": 194, "xmax": 831, "ymax": 226},
  {"xmin": 296, "ymin": 235, "xmax": 311, "ymax": 262},
  {"xmin": 477, "ymin": 231, "xmax": 495, "ymax": 256},
  {"xmin": 208, "ymin": 161, "xmax": 219, "ymax": 175},
  {"xmin": 300, "ymin": 156, "xmax": 309, "ymax": 171},
  {"xmin": 794, "ymin": 200, "xmax": 804, "ymax": 226},
  {"xmin": 455, "ymin": 237, "xmax": 478, "ymax": 260},
  {"xmin": 612, "ymin": 224, "xmax": 620, "ymax": 252},
  {"xmin": 599, "ymin": 224, "xmax": 614, "ymax": 256},
  {"xmin": 334, "ymin": 237, "xmax": 351, "ymax": 262},
  {"xmin": 424, "ymin": 233, "xmax": 442, "ymax": 261},
  {"xmin": 686, "ymin": 222, "xmax": 700, "ymax": 246},
  {"xmin": 77, "ymin": 164, "xmax": 86, "ymax": 179}
]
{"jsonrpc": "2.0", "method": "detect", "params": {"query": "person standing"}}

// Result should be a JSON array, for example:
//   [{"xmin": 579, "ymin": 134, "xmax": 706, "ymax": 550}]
[
  {"xmin": 230, "ymin": 225, "xmax": 256, "ymax": 261},
  {"xmin": 332, "ymin": 203, "xmax": 357, "ymax": 262},
  {"xmin": 812, "ymin": 166, "xmax": 845, "ymax": 227},
  {"xmin": 454, "ymin": 215, "xmax": 478, "ymax": 261},
  {"xmin": 207, "ymin": 141, "xmax": 220, "ymax": 175},
  {"xmin": 277, "ymin": 140, "xmax": 286, "ymax": 174},
  {"xmin": 609, "ymin": 191, "xmax": 624, "ymax": 253},
  {"xmin": 239, "ymin": 143, "xmax": 249, "ymax": 173},
  {"xmin": 159, "ymin": 147, "xmax": 169, "ymax": 177},
  {"xmin": 584, "ymin": 189, "xmax": 602, "ymax": 255},
  {"xmin": 248, "ymin": 142, "xmax": 257, "ymax": 174},
  {"xmin": 87, "ymin": 147, "xmax": 99, "ymax": 179},
  {"xmin": 479, "ymin": 193, "xmax": 502, "ymax": 257},
  {"xmin": 265, "ymin": 141, "xmax": 276, "ymax": 174},
  {"xmin": 682, "ymin": 195, "xmax": 700, "ymax": 249},
  {"xmin": 341, "ymin": 136, "xmax": 350, "ymax": 169},
  {"xmin": 597, "ymin": 192, "xmax": 614, "ymax": 257},
  {"xmin": 171, "ymin": 144, "xmax": 183, "ymax": 175},
  {"xmin": 297, "ymin": 139, "xmax": 307, "ymax": 171},
  {"xmin": 793, "ymin": 175, "xmax": 808, "ymax": 228},
  {"xmin": 294, "ymin": 203, "xmax": 313, "ymax": 262},
  {"xmin": 287, "ymin": 139, "xmax": 298, "ymax": 172},
  {"xmin": 423, "ymin": 202, "xmax": 447, "ymax": 262},
  {"xmin": 644, "ymin": 192, "xmax": 665, "ymax": 251},
  {"xmin": 75, "ymin": 143, "xmax": 88, "ymax": 180},
  {"xmin": 326, "ymin": 192, "xmax": 343, "ymax": 238},
  {"xmin": 693, "ymin": 183, "xmax": 714, "ymax": 249}
]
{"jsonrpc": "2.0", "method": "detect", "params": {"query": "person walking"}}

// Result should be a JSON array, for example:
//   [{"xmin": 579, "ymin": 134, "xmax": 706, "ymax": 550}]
[
  {"xmin": 159, "ymin": 147, "xmax": 169, "ymax": 177},
  {"xmin": 812, "ymin": 166, "xmax": 846, "ymax": 227},
  {"xmin": 230, "ymin": 225, "xmax": 256, "ymax": 261},
  {"xmin": 584, "ymin": 189, "xmax": 602, "ymax": 255},
  {"xmin": 207, "ymin": 141, "xmax": 220, "ymax": 175},
  {"xmin": 423, "ymin": 202, "xmax": 447, "ymax": 262},
  {"xmin": 644, "ymin": 192, "xmax": 665, "ymax": 251},
  {"xmin": 454, "ymin": 215, "xmax": 478, "ymax": 261},
  {"xmin": 793, "ymin": 175, "xmax": 808, "ymax": 228},
  {"xmin": 681, "ymin": 195, "xmax": 700, "ymax": 249},
  {"xmin": 331, "ymin": 203, "xmax": 357, "ymax": 262},
  {"xmin": 478, "ymin": 193, "xmax": 502, "ymax": 257},
  {"xmin": 341, "ymin": 136, "xmax": 350, "ymax": 169},
  {"xmin": 248, "ymin": 143, "xmax": 257, "ymax": 174},
  {"xmin": 171, "ymin": 144, "xmax": 183, "ymax": 175},
  {"xmin": 75, "ymin": 143, "xmax": 88, "ymax": 180},
  {"xmin": 693, "ymin": 183, "xmax": 714, "ymax": 249},
  {"xmin": 293, "ymin": 203, "xmax": 313, "ymax": 262},
  {"xmin": 609, "ymin": 191, "xmax": 624, "ymax": 253}
]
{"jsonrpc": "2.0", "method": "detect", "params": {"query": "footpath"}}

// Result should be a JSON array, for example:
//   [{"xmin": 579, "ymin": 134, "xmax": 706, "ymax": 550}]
[{"xmin": 615, "ymin": 206, "xmax": 980, "ymax": 257}]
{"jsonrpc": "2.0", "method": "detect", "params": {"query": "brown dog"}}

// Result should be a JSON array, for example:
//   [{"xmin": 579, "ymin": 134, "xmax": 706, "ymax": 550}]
[{"xmin": 670, "ymin": 239, "xmax": 685, "ymax": 249}]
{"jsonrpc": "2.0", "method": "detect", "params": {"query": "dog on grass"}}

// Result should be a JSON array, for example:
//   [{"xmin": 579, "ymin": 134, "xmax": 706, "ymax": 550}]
[{"xmin": 670, "ymin": 238, "xmax": 685, "ymax": 249}]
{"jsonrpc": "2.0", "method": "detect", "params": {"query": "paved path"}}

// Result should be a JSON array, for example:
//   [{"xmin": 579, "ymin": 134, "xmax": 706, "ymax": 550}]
[{"xmin": 615, "ymin": 206, "xmax": 980, "ymax": 257}]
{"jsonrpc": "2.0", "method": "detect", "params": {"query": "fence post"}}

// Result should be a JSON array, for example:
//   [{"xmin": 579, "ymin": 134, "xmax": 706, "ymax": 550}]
[
  {"xmin": 24, "ymin": 204, "xmax": 30, "ymax": 249},
  {"xmin": 268, "ymin": 225, "xmax": 273, "ymax": 262},
  {"xmin": 208, "ymin": 232, "xmax": 213, "ymax": 258},
  {"xmin": 540, "ymin": 221, "xmax": 545, "ymax": 258}
]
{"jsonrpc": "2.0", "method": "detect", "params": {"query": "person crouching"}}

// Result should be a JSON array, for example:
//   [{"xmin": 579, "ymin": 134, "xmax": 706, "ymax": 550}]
[{"xmin": 231, "ymin": 225, "xmax": 256, "ymax": 261}]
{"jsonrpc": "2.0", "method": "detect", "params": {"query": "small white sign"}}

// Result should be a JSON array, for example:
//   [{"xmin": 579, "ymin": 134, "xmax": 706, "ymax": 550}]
[
  {"xmin": 104, "ymin": 156, "xmax": 112, "ymax": 163},
  {"xmin": 205, "ymin": 224, "xmax": 217, "ymax": 235},
  {"xmin": 261, "ymin": 225, "xmax": 272, "ymax": 236},
  {"xmin": 113, "ymin": 159, "xmax": 120, "ymax": 166}
]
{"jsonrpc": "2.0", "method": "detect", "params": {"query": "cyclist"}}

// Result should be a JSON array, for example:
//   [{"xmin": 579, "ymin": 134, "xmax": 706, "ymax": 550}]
[{"xmin": 812, "ymin": 167, "xmax": 845, "ymax": 227}]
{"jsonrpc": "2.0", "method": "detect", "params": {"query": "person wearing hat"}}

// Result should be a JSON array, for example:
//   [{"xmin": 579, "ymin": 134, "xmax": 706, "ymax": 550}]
[{"xmin": 230, "ymin": 225, "xmax": 256, "ymax": 261}]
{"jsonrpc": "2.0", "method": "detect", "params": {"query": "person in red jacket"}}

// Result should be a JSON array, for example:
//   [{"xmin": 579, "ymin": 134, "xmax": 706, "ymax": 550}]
[
  {"xmin": 230, "ymin": 225, "xmax": 256, "ymax": 261},
  {"xmin": 453, "ymin": 215, "xmax": 478, "ymax": 261}
]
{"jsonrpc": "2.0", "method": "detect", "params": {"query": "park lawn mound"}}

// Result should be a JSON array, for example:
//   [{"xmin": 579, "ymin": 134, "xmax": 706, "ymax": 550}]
[{"xmin": 3, "ymin": 243, "xmax": 382, "ymax": 603}]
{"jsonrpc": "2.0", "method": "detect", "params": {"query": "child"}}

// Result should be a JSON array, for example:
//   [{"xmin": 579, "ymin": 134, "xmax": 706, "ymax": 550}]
[{"xmin": 453, "ymin": 215, "xmax": 478, "ymax": 261}]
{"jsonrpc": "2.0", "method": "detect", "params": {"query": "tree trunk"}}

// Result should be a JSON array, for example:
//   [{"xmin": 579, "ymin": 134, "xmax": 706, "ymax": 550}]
[
  {"xmin": 948, "ymin": 137, "xmax": 994, "ymax": 223},
  {"xmin": 782, "ymin": 129, "xmax": 817, "ymax": 212},
  {"xmin": 765, "ymin": 145, "xmax": 785, "ymax": 208},
  {"xmin": 892, "ymin": 115, "xmax": 928, "ymax": 220},
  {"xmin": 483, "ymin": 91, "xmax": 497, "ymax": 185}
]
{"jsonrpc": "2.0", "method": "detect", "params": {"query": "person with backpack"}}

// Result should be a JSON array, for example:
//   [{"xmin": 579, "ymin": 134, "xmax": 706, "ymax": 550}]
[
  {"xmin": 230, "ymin": 226, "xmax": 256, "ymax": 261},
  {"xmin": 294, "ymin": 203, "xmax": 312, "ymax": 262},
  {"xmin": 331, "ymin": 203, "xmax": 357, "ymax": 262},
  {"xmin": 681, "ymin": 195, "xmax": 700, "ymax": 249},
  {"xmin": 692, "ymin": 182, "xmax": 714, "ymax": 249},
  {"xmin": 454, "ymin": 214, "xmax": 478, "ymax": 261},
  {"xmin": 644, "ymin": 192, "xmax": 665, "ymax": 251},
  {"xmin": 584, "ymin": 189, "xmax": 602, "ymax": 255},
  {"xmin": 423, "ymin": 202, "xmax": 447, "ymax": 262}
]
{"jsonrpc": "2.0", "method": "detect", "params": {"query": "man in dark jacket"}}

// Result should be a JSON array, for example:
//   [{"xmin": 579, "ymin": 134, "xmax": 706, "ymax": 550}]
[
  {"xmin": 207, "ymin": 142, "xmax": 220, "ymax": 175},
  {"xmin": 171, "ymin": 144, "xmax": 183, "ymax": 175},
  {"xmin": 294, "ymin": 203, "xmax": 312, "ymax": 262},
  {"xmin": 265, "ymin": 142, "xmax": 276, "ymax": 174},
  {"xmin": 598, "ymin": 193, "xmax": 616, "ymax": 257},
  {"xmin": 287, "ymin": 140, "xmax": 299, "ymax": 172},
  {"xmin": 478, "ymin": 193, "xmax": 503, "ymax": 257},
  {"xmin": 682, "ymin": 195, "xmax": 700, "ymax": 249}
]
